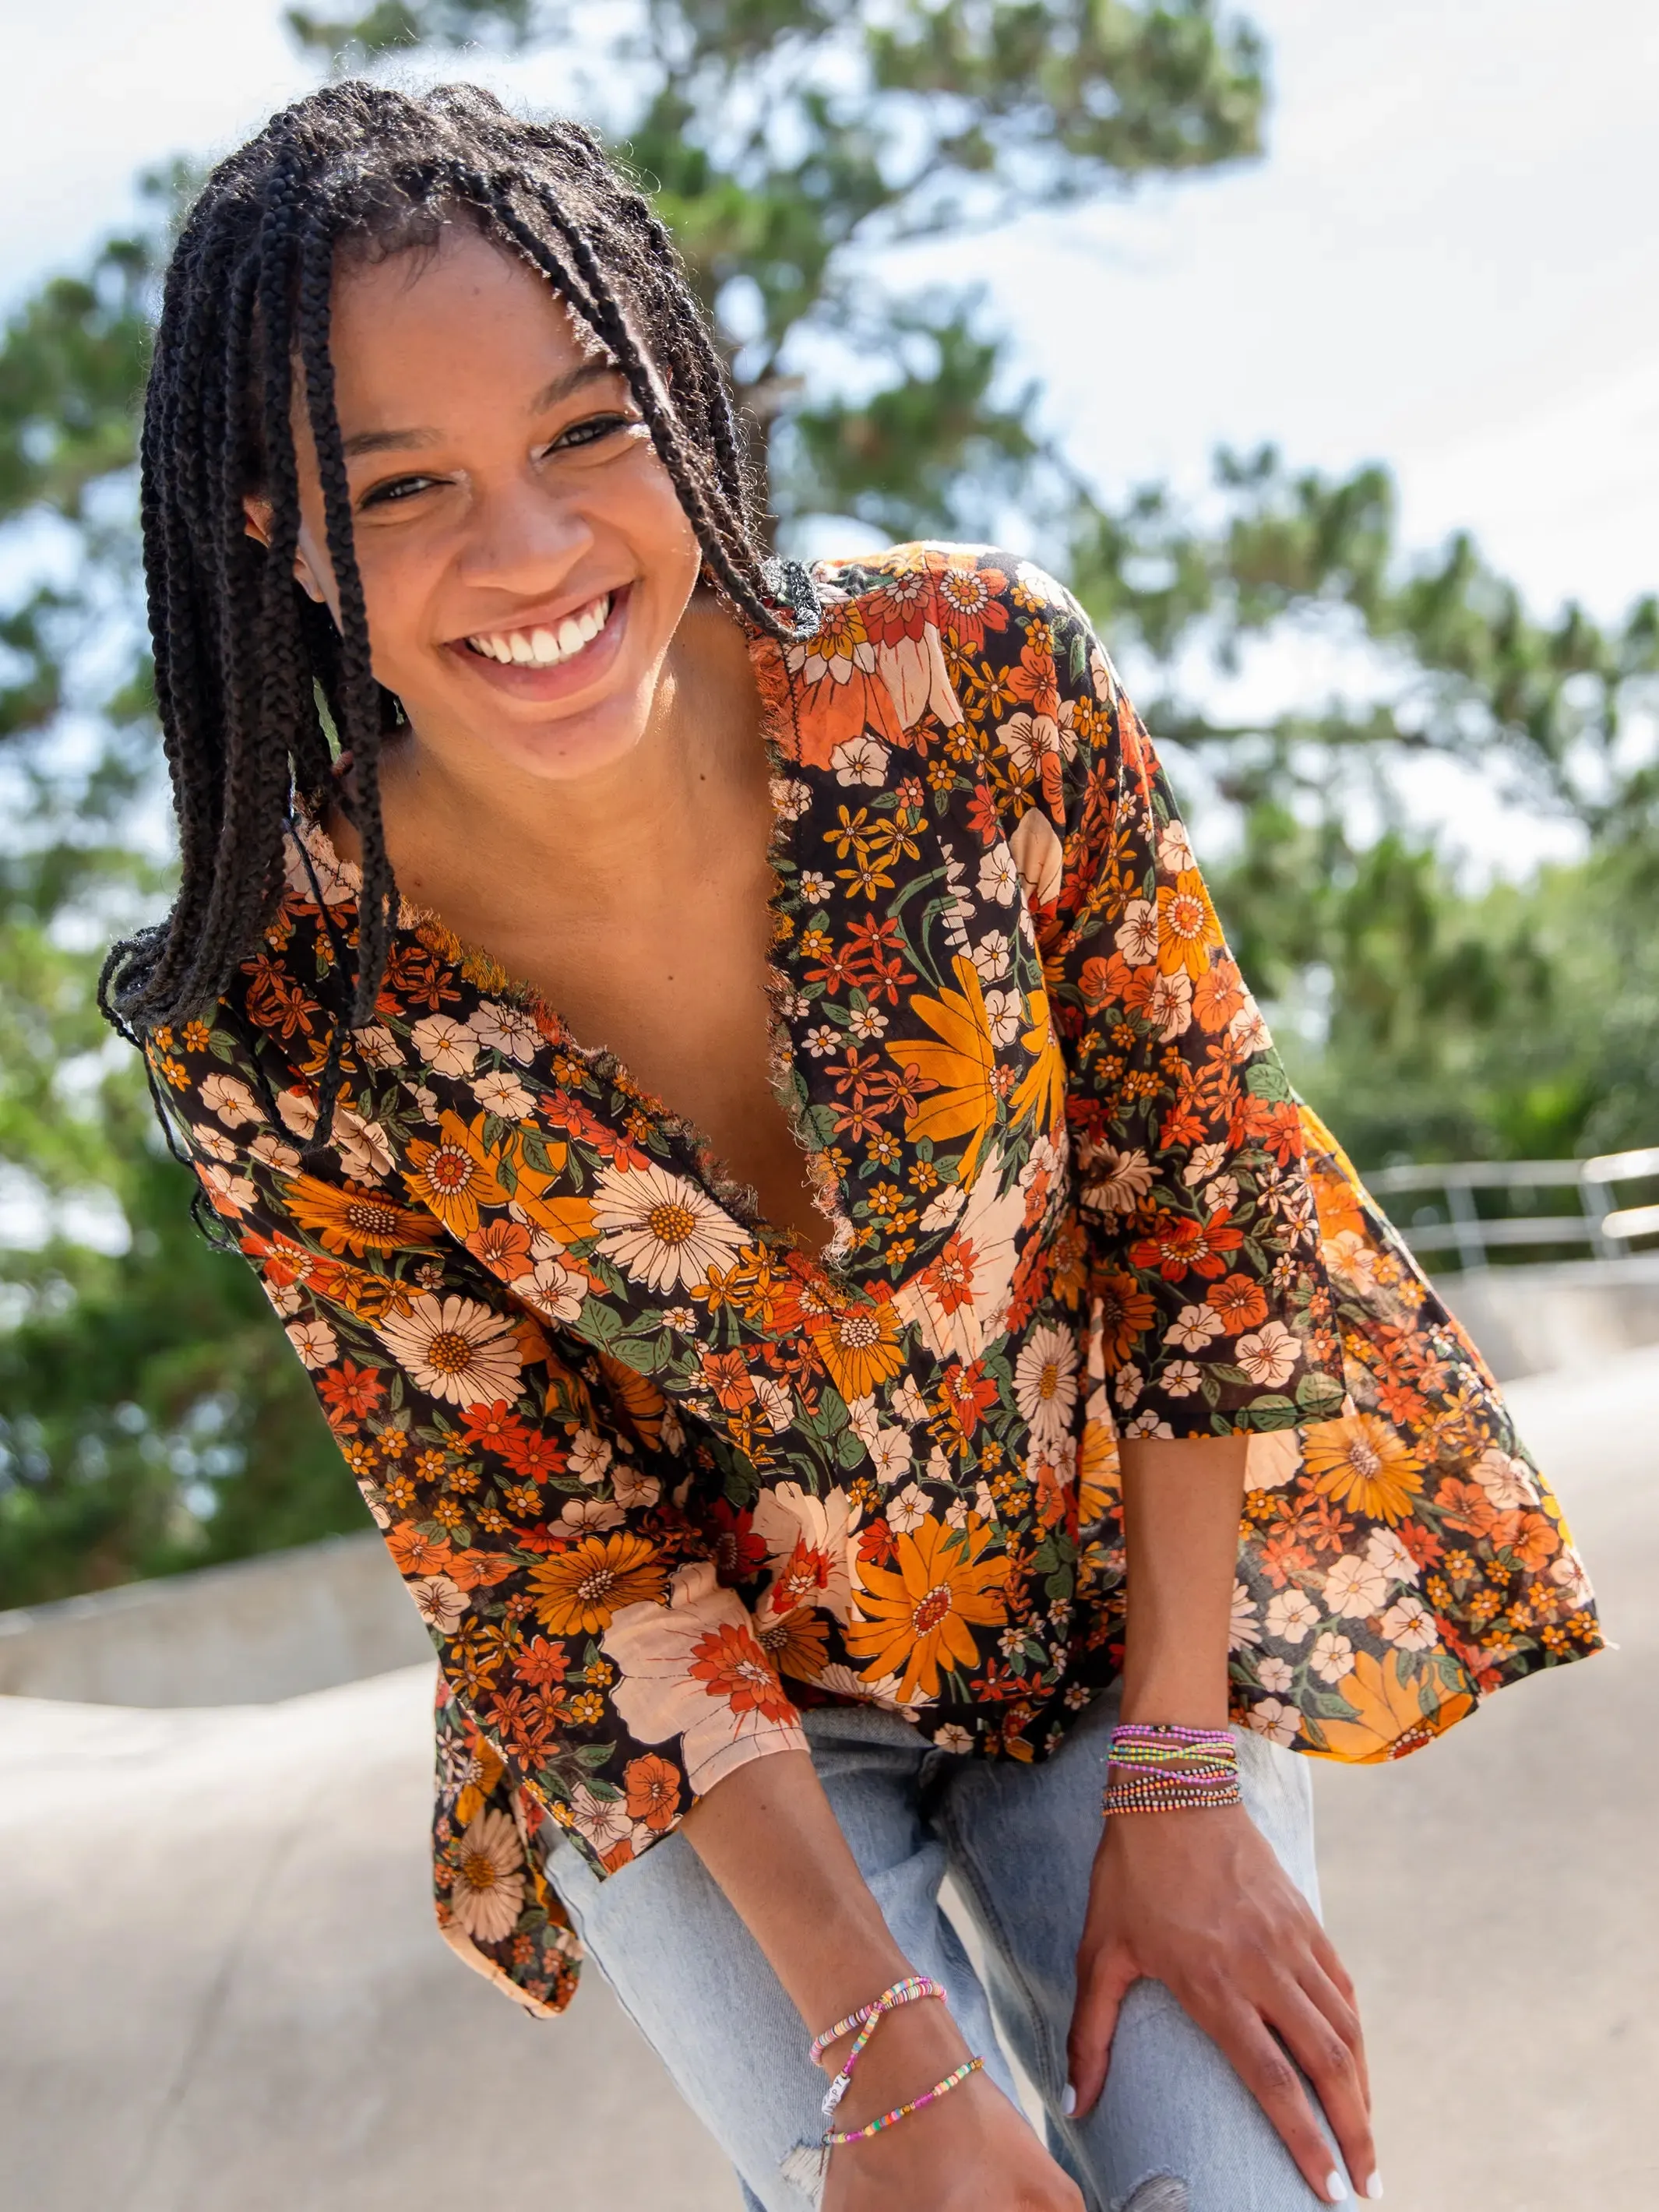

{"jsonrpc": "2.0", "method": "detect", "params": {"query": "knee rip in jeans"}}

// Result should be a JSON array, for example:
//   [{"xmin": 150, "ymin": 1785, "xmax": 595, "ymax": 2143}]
[
  {"xmin": 1115, "ymin": 2177, "xmax": 1189, "ymax": 2212},
  {"xmin": 779, "ymin": 2138, "xmax": 829, "ymax": 2207}
]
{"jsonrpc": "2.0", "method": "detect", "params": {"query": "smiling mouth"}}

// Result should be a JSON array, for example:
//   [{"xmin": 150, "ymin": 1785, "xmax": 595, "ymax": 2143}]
[{"xmin": 461, "ymin": 588, "xmax": 616, "ymax": 669}]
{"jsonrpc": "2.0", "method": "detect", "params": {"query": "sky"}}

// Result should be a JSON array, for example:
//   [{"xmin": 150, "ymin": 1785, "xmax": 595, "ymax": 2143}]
[{"xmin": 4, "ymin": 0, "xmax": 1657, "ymax": 869}]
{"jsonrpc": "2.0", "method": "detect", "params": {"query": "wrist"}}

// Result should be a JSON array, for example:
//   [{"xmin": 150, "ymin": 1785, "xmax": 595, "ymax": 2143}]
[
  {"xmin": 1117, "ymin": 1679, "xmax": 1231, "ymax": 1729},
  {"xmin": 821, "ymin": 1993, "xmax": 972, "ymax": 2131}
]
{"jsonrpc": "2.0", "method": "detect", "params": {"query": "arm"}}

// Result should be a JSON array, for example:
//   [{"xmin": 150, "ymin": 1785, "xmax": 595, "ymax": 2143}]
[
  {"xmin": 1066, "ymin": 1434, "xmax": 1379, "ymax": 2206},
  {"xmin": 682, "ymin": 1752, "xmax": 1082, "ymax": 2212}
]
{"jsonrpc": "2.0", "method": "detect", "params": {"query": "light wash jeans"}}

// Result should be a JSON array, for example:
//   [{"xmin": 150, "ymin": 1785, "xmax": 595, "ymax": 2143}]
[{"xmin": 544, "ymin": 1688, "xmax": 1339, "ymax": 2212}]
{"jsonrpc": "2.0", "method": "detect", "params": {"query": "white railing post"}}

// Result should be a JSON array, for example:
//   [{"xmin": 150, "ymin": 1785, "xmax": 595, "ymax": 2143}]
[{"xmin": 1445, "ymin": 1172, "xmax": 1487, "ymax": 1272}]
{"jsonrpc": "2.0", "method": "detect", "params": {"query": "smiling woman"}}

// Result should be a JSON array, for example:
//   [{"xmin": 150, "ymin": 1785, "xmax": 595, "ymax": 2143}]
[{"xmin": 97, "ymin": 76, "xmax": 1598, "ymax": 2212}]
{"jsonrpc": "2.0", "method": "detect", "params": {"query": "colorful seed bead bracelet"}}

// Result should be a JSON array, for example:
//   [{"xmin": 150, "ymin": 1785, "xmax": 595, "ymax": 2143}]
[
  {"xmin": 809, "ymin": 1976, "xmax": 985, "ymax": 2148},
  {"xmin": 822, "ymin": 2056, "xmax": 985, "ymax": 2147},
  {"xmin": 1103, "ymin": 1721, "xmax": 1243, "ymax": 1817}
]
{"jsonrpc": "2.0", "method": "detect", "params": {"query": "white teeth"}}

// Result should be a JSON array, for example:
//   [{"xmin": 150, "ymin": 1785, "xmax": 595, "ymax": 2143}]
[{"xmin": 467, "ymin": 593, "xmax": 611, "ymax": 669}]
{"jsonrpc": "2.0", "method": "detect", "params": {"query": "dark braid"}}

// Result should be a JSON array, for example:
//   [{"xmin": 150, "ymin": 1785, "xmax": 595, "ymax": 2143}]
[{"xmin": 101, "ymin": 79, "xmax": 819, "ymax": 1091}]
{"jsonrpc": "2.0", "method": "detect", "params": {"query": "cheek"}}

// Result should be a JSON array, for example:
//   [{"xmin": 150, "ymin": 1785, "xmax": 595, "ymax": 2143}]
[
  {"xmin": 620, "ymin": 455, "xmax": 704, "ymax": 588},
  {"xmin": 353, "ymin": 537, "xmax": 439, "ymax": 684}
]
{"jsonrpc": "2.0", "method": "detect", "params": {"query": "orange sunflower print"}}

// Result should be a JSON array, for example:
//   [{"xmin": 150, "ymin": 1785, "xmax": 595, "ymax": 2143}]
[
  {"xmin": 847, "ymin": 1514, "xmax": 1009, "ymax": 1703},
  {"xmin": 1303, "ymin": 1413, "xmax": 1425, "ymax": 1525},
  {"xmin": 528, "ymin": 1533, "xmax": 667, "ymax": 1636}
]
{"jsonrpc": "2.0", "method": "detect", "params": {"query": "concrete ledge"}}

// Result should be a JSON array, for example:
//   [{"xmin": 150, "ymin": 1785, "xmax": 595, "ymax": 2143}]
[{"xmin": 0, "ymin": 1530, "xmax": 431, "ymax": 1705}]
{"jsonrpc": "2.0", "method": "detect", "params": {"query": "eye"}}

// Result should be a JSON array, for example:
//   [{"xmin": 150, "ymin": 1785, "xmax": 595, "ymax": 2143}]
[
  {"xmin": 358, "ymin": 474, "xmax": 443, "ymax": 510},
  {"xmin": 547, "ymin": 410, "xmax": 640, "ymax": 454}
]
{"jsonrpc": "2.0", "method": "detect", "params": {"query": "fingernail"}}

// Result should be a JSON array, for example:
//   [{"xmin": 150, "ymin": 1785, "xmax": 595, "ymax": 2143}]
[
  {"xmin": 1363, "ymin": 2179, "xmax": 1384, "ymax": 2201},
  {"xmin": 1325, "ymin": 2175, "xmax": 1350, "ymax": 2204},
  {"xmin": 1060, "ymin": 2082, "xmax": 1078, "ymax": 2117}
]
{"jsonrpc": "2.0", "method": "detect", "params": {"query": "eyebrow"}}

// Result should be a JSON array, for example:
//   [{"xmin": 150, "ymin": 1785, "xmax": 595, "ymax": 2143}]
[{"xmin": 340, "ymin": 358, "xmax": 626, "ymax": 460}]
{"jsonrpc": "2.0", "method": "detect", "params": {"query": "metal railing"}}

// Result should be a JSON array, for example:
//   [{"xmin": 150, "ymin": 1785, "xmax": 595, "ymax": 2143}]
[{"xmin": 1366, "ymin": 1145, "xmax": 1659, "ymax": 1273}]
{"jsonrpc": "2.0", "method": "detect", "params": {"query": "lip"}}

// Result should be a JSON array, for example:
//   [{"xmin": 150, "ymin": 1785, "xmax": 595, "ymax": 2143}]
[{"xmin": 442, "ymin": 582, "xmax": 632, "ymax": 701}]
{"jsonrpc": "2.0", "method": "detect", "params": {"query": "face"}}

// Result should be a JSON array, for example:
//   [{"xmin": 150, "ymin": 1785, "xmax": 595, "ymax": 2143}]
[{"xmin": 248, "ymin": 220, "xmax": 705, "ymax": 789}]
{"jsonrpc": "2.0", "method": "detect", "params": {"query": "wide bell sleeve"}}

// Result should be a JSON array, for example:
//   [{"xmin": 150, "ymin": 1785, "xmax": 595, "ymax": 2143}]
[
  {"xmin": 143, "ymin": 1013, "xmax": 808, "ymax": 1916},
  {"xmin": 981, "ymin": 561, "xmax": 1348, "ymax": 1442},
  {"xmin": 967, "ymin": 551, "xmax": 1602, "ymax": 1755}
]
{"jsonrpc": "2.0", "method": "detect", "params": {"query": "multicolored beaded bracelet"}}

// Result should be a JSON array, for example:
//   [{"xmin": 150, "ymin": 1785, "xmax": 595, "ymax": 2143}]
[
  {"xmin": 812, "ymin": 1976, "xmax": 948, "ymax": 2119},
  {"xmin": 822, "ymin": 2055, "xmax": 985, "ymax": 2148},
  {"xmin": 1103, "ymin": 1722, "xmax": 1242, "ymax": 1816},
  {"xmin": 808, "ymin": 1975, "xmax": 945, "ymax": 2069}
]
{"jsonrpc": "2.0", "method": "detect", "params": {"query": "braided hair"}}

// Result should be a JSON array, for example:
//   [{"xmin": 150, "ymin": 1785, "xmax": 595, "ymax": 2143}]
[{"xmin": 101, "ymin": 79, "xmax": 819, "ymax": 1123}]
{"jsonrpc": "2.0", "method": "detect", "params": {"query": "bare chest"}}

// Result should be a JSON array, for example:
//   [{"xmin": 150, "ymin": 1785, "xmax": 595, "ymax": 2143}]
[{"xmin": 496, "ymin": 875, "xmax": 825, "ymax": 1255}]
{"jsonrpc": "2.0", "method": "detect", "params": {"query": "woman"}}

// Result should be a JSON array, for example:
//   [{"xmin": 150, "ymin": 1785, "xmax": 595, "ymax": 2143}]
[{"xmin": 104, "ymin": 81, "xmax": 1601, "ymax": 2212}]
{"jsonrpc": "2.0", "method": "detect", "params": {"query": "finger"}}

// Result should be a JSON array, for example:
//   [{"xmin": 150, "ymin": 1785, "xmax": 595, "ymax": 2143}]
[
  {"xmin": 1308, "ymin": 1918, "xmax": 1361, "ymax": 2009},
  {"xmin": 1266, "ymin": 1981, "xmax": 1378, "ymax": 2203},
  {"xmin": 1298, "ymin": 1957, "xmax": 1371, "ymax": 2110},
  {"xmin": 1213, "ymin": 2005, "xmax": 1355, "ymax": 2205},
  {"xmin": 1065, "ymin": 1943, "xmax": 1138, "ymax": 2119}
]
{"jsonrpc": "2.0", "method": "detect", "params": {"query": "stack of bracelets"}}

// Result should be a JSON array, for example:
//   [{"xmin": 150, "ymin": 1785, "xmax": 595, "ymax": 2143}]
[
  {"xmin": 1103, "ymin": 1721, "xmax": 1244, "ymax": 1816},
  {"xmin": 808, "ymin": 1975, "xmax": 984, "ymax": 2149}
]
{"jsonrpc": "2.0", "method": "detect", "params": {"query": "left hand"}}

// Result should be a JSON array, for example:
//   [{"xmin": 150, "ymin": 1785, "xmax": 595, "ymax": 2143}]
[{"xmin": 1065, "ymin": 1803, "xmax": 1377, "ymax": 2206}]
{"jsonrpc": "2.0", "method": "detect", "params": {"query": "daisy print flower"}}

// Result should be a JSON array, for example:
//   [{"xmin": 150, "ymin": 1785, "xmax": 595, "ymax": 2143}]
[
  {"xmin": 1114, "ymin": 899, "xmax": 1160, "ymax": 964},
  {"xmin": 375, "ymin": 1293, "xmax": 522, "ymax": 1406},
  {"xmin": 1247, "ymin": 1698, "xmax": 1301, "ymax": 1747},
  {"xmin": 1235, "ymin": 1322, "xmax": 1299, "ymax": 1388},
  {"xmin": 1265, "ymin": 1589, "xmax": 1320, "ymax": 1644},
  {"xmin": 474, "ymin": 1069, "xmax": 534, "ymax": 1119},
  {"xmin": 469, "ymin": 1000, "xmax": 542, "ymax": 1063},
  {"xmin": 286, "ymin": 1316, "xmax": 338, "ymax": 1368},
  {"xmin": 201, "ymin": 1073, "xmax": 262, "ymax": 1126},
  {"xmin": 1013, "ymin": 1323, "xmax": 1079, "ymax": 1450},
  {"xmin": 830, "ymin": 735, "xmax": 889, "ymax": 787},
  {"xmin": 591, "ymin": 1161, "xmax": 748, "ymax": 1293},
  {"xmin": 983, "ymin": 988, "xmax": 1023, "ymax": 1047},
  {"xmin": 1182, "ymin": 1140, "xmax": 1231, "ymax": 1189},
  {"xmin": 446, "ymin": 1808, "xmax": 526, "ymax": 1944},
  {"xmin": 1228, "ymin": 1580, "xmax": 1263, "ymax": 1650},
  {"xmin": 410, "ymin": 1573, "xmax": 469, "ymax": 1634},
  {"xmin": 351, "ymin": 1023, "xmax": 403, "ymax": 1069},
  {"xmin": 410, "ymin": 1013, "xmax": 480, "ymax": 1076},
  {"xmin": 971, "ymin": 932, "xmax": 1011, "ymax": 982},
  {"xmin": 977, "ymin": 844, "xmax": 1020, "ymax": 904}
]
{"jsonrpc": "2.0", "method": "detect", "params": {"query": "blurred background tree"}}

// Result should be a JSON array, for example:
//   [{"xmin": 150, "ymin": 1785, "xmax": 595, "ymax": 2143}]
[{"xmin": 1, "ymin": 0, "xmax": 1654, "ymax": 1604}]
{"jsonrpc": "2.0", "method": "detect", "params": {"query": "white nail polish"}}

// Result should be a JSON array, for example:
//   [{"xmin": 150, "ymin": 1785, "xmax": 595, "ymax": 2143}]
[
  {"xmin": 1060, "ymin": 2083, "xmax": 1078, "ymax": 2117},
  {"xmin": 1325, "ymin": 2175, "xmax": 1351, "ymax": 2204},
  {"xmin": 1363, "ymin": 2179, "xmax": 1384, "ymax": 2201}
]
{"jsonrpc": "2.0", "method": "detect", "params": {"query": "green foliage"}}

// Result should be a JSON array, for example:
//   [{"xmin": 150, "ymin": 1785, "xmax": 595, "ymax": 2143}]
[
  {"xmin": 1063, "ymin": 446, "xmax": 1659, "ymax": 1164},
  {"xmin": 0, "ymin": 0, "xmax": 1654, "ymax": 1605}
]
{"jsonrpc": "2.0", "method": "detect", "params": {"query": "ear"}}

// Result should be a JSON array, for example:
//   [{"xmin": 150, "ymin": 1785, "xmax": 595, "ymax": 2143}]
[{"xmin": 242, "ymin": 494, "xmax": 329, "ymax": 605}]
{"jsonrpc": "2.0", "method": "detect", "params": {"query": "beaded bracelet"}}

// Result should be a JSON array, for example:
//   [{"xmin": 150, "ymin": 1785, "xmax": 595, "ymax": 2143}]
[
  {"xmin": 1104, "ymin": 1721, "xmax": 1242, "ymax": 1817},
  {"xmin": 811, "ymin": 1977, "xmax": 948, "ymax": 2119},
  {"xmin": 808, "ymin": 1975, "xmax": 946, "ymax": 2069},
  {"xmin": 822, "ymin": 2055, "xmax": 985, "ymax": 2148}
]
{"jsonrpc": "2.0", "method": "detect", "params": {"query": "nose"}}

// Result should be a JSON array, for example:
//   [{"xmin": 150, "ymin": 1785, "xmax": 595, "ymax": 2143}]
[{"xmin": 456, "ymin": 473, "xmax": 596, "ymax": 598}]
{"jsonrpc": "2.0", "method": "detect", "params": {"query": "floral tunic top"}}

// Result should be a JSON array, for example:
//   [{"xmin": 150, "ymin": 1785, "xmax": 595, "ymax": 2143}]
[{"xmin": 145, "ymin": 544, "xmax": 1601, "ymax": 2017}]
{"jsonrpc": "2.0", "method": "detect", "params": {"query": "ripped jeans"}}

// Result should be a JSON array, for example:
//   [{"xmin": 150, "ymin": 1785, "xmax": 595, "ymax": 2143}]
[{"xmin": 542, "ymin": 1687, "xmax": 1338, "ymax": 2212}]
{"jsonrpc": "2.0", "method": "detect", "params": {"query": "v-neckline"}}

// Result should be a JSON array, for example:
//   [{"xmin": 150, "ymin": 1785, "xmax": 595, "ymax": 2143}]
[{"xmin": 295, "ymin": 603, "xmax": 855, "ymax": 1280}]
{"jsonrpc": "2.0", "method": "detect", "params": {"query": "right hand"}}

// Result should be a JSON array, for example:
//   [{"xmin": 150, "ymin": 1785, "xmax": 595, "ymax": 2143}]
[{"xmin": 821, "ymin": 1999, "xmax": 1083, "ymax": 2212}]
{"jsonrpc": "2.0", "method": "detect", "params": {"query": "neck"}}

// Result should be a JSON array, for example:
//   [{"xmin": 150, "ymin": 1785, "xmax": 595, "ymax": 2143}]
[{"xmin": 340, "ymin": 591, "xmax": 768, "ymax": 941}]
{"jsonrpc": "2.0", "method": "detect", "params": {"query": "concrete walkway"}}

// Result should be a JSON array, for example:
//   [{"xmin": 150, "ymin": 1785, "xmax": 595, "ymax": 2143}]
[{"xmin": 2, "ymin": 1348, "xmax": 1654, "ymax": 2211}]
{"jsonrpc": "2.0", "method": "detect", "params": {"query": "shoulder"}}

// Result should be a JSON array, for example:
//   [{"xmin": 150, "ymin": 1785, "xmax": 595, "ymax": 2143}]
[
  {"xmin": 808, "ymin": 541, "xmax": 1097, "ymax": 655},
  {"xmin": 780, "ymin": 542, "xmax": 1122, "ymax": 774}
]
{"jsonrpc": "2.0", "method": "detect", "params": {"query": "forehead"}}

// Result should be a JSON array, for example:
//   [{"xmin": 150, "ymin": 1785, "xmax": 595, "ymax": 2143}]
[{"xmin": 326, "ymin": 220, "xmax": 615, "ymax": 420}]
